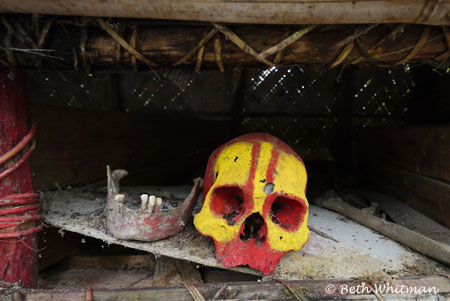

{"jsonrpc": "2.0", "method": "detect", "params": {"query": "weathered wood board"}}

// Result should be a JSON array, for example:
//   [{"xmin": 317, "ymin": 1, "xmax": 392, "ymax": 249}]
[
  {"xmin": 357, "ymin": 189, "xmax": 450, "ymax": 246},
  {"xmin": 0, "ymin": 0, "xmax": 448, "ymax": 25},
  {"xmin": 5, "ymin": 276, "xmax": 450, "ymax": 301},
  {"xmin": 41, "ymin": 188, "xmax": 443, "ymax": 280}
]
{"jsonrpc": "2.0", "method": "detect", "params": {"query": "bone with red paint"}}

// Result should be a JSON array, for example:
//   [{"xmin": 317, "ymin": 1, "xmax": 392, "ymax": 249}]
[
  {"xmin": 194, "ymin": 133, "xmax": 309, "ymax": 275},
  {"xmin": 106, "ymin": 165, "xmax": 202, "ymax": 241}
]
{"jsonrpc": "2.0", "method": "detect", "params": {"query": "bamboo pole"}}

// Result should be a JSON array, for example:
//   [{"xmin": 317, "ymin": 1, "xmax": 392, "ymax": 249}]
[
  {"xmin": 0, "ymin": 18, "xmax": 448, "ymax": 70},
  {"xmin": 0, "ymin": 0, "xmax": 448, "ymax": 25}
]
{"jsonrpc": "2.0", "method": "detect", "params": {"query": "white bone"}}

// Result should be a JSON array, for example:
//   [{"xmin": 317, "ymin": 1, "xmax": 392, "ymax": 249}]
[
  {"xmin": 114, "ymin": 194, "xmax": 125, "ymax": 203},
  {"xmin": 148, "ymin": 195, "xmax": 156, "ymax": 211},
  {"xmin": 140, "ymin": 194, "xmax": 149, "ymax": 211}
]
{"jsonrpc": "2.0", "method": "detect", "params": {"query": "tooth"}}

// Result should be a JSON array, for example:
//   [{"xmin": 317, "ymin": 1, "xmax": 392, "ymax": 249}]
[
  {"xmin": 140, "ymin": 194, "xmax": 149, "ymax": 211},
  {"xmin": 114, "ymin": 194, "xmax": 125, "ymax": 203},
  {"xmin": 148, "ymin": 195, "xmax": 156, "ymax": 211},
  {"xmin": 156, "ymin": 197, "xmax": 163, "ymax": 207}
]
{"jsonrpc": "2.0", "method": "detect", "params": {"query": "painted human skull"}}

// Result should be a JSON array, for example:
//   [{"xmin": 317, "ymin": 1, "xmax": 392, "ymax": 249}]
[{"xmin": 194, "ymin": 133, "xmax": 309, "ymax": 275}]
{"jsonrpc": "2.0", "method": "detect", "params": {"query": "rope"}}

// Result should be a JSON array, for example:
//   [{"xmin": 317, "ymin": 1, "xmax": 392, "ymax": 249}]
[
  {"xmin": 435, "ymin": 26, "xmax": 450, "ymax": 61},
  {"xmin": 395, "ymin": 26, "xmax": 431, "ymax": 65},
  {"xmin": 352, "ymin": 24, "xmax": 407, "ymax": 64},
  {"xmin": 212, "ymin": 23, "xmax": 274, "ymax": 67},
  {"xmin": 256, "ymin": 25, "xmax": 317, "ymax": 62},
  {"xmin": 130, "ymin": 26, "xmax": 139, "ymax": 72},
  {"xmin": 0, "ymin": 139, "xmax": 36, "ymax": 181},
  {"xmin": 0, "ymin": 123, "xmax": 41, "ymax": 239},
  {"xmin": 214, "ymin": 36, "xmax": 225, "ymax": 72},
  {"xmin": 96, "ymin": 18, "xmax": 158, "ymax": 68},
  {"xmin": 0, "ymin": 193, "xmax": 41, "ymax": 239},
  {"xmin": 330, "ymin": 41, "xmax": 354, "ymax": 68},
  {"xmin": 0, "ymin": 122, "xmax": 36, "ymax": 166},
  {"xmin": 273, "ymin": 27, "xmax": 292, "ymax": 65},
  {"xmin": 194, "ymin": 29, "xmax": 208, "ymax": 72},
  {"xmin": 174, "ymin": 27, "xmax": 218, "ymax": 66}
]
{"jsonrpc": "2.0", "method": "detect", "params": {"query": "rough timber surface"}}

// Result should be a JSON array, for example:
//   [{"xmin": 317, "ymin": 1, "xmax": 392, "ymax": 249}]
[
  {"xmin": 0, "ymin": 0, "xmax": 448, "ymax": 25},
  {"xmin": 41, "ymin": 188, "xmax": 441, "ymax": 280}
]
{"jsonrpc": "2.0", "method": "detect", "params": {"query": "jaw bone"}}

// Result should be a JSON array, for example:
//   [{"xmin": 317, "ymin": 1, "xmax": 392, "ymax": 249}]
[{"xmin": 106, "ymin": 165, "xmax": 203, "ymax": 242}]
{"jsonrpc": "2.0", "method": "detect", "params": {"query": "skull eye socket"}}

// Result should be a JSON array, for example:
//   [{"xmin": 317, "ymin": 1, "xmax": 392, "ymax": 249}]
[
  {"xmin": 210, "ymin": 186, "xmax": 244, "ymax": 226},
  {"xmin": 270, "ymin": 196, "xmax": 306, "ymax": 231}
]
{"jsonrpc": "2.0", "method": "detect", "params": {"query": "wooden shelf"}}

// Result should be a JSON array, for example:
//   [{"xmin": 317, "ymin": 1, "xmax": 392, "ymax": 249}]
[{"xmin": 41, "ymin": 187, "xmax": 439, "ymax": 280}]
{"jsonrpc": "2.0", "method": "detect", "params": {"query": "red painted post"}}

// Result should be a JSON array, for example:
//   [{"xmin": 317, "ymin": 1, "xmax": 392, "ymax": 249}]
[{"xmin": 0, "ymin": 71, "xmax": 39, "ymax": 288}]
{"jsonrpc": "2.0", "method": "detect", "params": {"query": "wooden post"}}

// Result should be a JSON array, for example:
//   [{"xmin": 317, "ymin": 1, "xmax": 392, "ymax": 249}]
[{"xmin": 0, "ymin": 71, "xmax": 38, "ymax": 288}]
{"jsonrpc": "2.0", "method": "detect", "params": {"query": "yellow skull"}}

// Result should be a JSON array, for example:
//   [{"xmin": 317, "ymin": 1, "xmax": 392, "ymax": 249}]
[{"xmin": 194, "ymin": 133, "xmax": 309, "ymax": 275}]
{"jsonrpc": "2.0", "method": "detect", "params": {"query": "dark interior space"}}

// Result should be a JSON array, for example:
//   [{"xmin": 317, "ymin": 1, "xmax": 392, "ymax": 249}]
[{"xmin": 25, "ymin": 63, "xmax": 449, "ymax": 287}]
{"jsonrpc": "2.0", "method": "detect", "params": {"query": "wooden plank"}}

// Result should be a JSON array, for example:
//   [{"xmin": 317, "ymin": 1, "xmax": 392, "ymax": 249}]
[
  {"xmin": 313, "ymin": 196, "xmax": 450, "ymax": 266},
  {"xmin": 40, "ymin": 188, "xmax": 440, "ymax": 280},
  {"xmin": 357, "ymin": 189, "xmax": 450, "ymax": 245},
  {"xmin": 363, "ymin": 160, "xmax": 450, "ymax": 228},
  {"xmin": 0, "ymin": 0, "xmax": 448, "ymax": 25},
  {"xmin": 357, "ymin": 126, "xmax": 450, "ymax": 182},
  {"xmin": 16, "ymin": 276, "xmax": 450, "ymax": 300}
]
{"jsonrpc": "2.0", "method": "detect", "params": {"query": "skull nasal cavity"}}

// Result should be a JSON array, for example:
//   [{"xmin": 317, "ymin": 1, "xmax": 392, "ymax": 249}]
[{"xmin": 240, "ymin": 212, "xmax": 266, "ymax": 244}]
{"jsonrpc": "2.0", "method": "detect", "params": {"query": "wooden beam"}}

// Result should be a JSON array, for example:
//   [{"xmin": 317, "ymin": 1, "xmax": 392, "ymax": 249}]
[
  {"xmin": 16, "ymin": 276, "xmax": 450, "ymax": 300},
  {"xmin": 0, "ymin": 17, "xmax": 448, "ymax": 70},
  {"xmin": 357, "ymin": 126, "xmax": 450, "ymax": 182},
  {"xmin": 0, "ymin": 0, "xmax": 448, "ymax": 25},
  {"xmin": 0, "ymin": 72, "xmax": 38, "ymax": 288}
]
